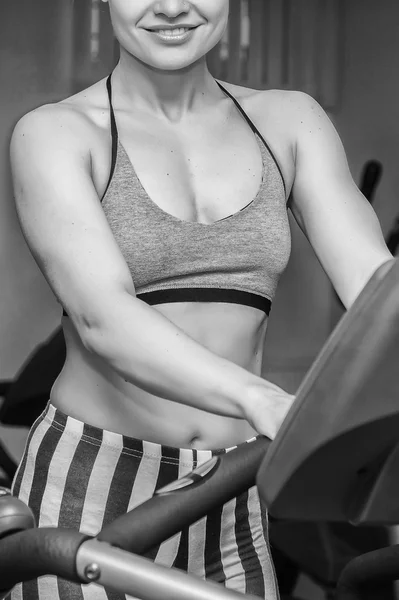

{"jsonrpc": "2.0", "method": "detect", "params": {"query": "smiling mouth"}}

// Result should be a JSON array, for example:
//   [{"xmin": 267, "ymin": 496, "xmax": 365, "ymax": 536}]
[{"xmin": 146, "ymin": 26, "xmax": 199, "ymax": 35}]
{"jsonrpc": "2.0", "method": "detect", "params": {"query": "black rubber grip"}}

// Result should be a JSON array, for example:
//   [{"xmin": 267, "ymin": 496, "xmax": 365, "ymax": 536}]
[
  {"xmin": 0, "ymin": 528, "xmax": 90, "ymax": 591},
  {"xmin": 97, "ymin": 436, "xmax": 271, "ymax": 554}
]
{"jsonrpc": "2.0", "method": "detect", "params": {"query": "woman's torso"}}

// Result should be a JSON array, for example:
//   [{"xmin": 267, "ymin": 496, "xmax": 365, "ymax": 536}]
[{"xmin": 50, "ymin": 75, "xmax": 296, "ymax": 450}]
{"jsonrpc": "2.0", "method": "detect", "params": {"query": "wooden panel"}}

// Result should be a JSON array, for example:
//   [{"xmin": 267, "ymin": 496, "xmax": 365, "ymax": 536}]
[
  {"xmin": 248, "ymin": 0, "xmax": 267, "ymax": 87},
  {"xmin": 227, "ymin": 1, "xmax": 242, "ymax": 83},
  {"xmin": 99, "ymin": 2, "xmax": 118, "ymax": 66},
  {"xmin": 37, "ymin": 0, "xmax": 74, "ymax": 95},
  {"xmin": 267, "ymin": 0, "xmax": 285, "ymax": 88},
  {"xmin": 287, "ymin": 0, "xmax": 302, "ymax": 89},
  {"xmin": 298, "ymin": 0, "xmax": 319, "ymax": 97},
  {"xmin": 71, "ymin": 0, "xmax": 91, "ymax": 91},
  {"xmin": 72, "ymin": 0, "xmax": 117, "ymax": 92},
  {"xmin": 317, "ymin": 0, "xmax": 344, "ymax": 110}
]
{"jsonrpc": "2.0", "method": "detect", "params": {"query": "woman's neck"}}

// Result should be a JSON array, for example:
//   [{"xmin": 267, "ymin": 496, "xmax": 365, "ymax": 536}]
[{"xmin": 112, "ymin": 51, "xmax": 221, "ymax": 122}]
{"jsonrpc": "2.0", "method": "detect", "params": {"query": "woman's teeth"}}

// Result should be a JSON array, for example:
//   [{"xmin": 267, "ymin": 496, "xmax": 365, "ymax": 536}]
[{"xmin": 156, "ymin": 28, "xmax": 190, "ymax": 36}]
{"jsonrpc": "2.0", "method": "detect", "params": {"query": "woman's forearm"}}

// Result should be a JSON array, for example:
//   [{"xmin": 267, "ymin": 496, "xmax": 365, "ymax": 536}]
[{"xmin": 83, "ymin": 291, "xmax": 264, "ymax": 420}]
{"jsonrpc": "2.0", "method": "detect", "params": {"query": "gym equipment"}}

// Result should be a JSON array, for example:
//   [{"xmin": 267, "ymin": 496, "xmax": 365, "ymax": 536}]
[
  {"xmin": 359, "ymin": 160, "xmax": 383, "ymax": 205},
  {"xmin": 0, "ymin": 451, "xmax": 14, "ymax": 489},
  {"xmin": 387, "ymin": 215, "xmax": 399, "ymax": 256},
  {"xmin": 258, "ymin": 258, "xmax": 399, "ymax": 524},
  {"xmin": 0, "ymin": 488, "xmax": 36, "ymax": 539},
  {"xmin": 0, "ymin": 258, "xmax": 398, "ymax": 599}
]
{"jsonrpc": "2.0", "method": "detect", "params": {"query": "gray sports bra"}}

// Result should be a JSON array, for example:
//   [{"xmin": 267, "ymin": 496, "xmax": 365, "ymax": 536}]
[{"xmin": 62, "ymin": 74, "xmax": 291, "ymax": 318}]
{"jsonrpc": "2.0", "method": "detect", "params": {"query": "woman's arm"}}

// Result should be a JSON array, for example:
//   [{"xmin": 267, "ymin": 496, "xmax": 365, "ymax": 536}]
[
  {"xmin": 287, "ymin": 92, "xmax": 393, "ymax": 308},
  {"xmin": 10, "ymin": 105, "xmax": 292, "ymax": 439}
]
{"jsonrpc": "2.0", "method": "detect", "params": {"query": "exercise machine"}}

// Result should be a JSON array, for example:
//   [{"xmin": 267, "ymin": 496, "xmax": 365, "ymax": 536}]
[{"xmin": 0, "ymin": 258, "xmax": 398, "ymax": 600}]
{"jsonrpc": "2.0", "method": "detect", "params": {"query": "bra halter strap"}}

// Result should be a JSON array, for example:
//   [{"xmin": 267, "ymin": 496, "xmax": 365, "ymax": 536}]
[
  {"xmin": 103, "ymin": 73, "xmax": 119, "ymax": 198},
  {"xmin": 103, "ymin": 74, "xmax": 286, "ymax": 199},
  {"xmin": 216, "ymin": 81, "xmax": 287, "ymax": 197}
]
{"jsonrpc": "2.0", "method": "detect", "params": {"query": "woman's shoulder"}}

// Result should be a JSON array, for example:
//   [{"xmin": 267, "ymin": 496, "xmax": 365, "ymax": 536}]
[
  {"xmin": 217, "ymin": 80, "xmax": 319, "ymax": 126},
  {"xmin": 13, "ymin": 77, "xmax": 109, "ymax": 148}
]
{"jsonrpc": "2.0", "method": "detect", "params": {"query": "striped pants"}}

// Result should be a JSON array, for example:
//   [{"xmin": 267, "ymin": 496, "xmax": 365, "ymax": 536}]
[{"xmin": 8, "ymin": 402, "xmax": 279, "ymax": 600}]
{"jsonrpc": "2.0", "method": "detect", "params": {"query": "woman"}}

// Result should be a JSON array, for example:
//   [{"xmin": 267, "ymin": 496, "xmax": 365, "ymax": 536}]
[{"xmin": 9, "ymin": 1, "xmax": 392, "ymax": 598}]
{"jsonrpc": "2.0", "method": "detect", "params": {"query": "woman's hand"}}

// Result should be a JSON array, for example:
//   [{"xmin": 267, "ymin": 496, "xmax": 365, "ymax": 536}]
[{"xmin": 244, "ymin": 381, "xmax": 296, "ymax": 440}]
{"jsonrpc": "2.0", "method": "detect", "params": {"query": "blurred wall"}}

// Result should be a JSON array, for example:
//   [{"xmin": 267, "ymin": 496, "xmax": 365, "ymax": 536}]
[
  {"xmin": 0, "ymin": 0, "xmax": 115, "ymax": 379},
  {"xmin": 0, "ymin": 0, "xmax": 74, "ymax": 377},
  {"xmin": 263, "ymin": 0, "xmax": 399, "ymax": 392},
  {"xmin": 0, "ymin": 0, "xmax": 399, "ymax": 393}
]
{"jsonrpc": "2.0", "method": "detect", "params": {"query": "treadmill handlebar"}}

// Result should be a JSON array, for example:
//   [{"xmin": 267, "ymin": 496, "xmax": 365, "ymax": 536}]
[
  {"xmin": 0, "ymin": 437, "xmax": 270, "ymax": 597},
  {"xmin": 0, "ymin": 530, "xmax": 258, "ymax": 600},
  {"xmin": 97, "ymin": 436, "xmax": 271, "ymax": 553},
  {"xmin": 0, "ymin": 528, "xmax": 88, "ymax": 594}
]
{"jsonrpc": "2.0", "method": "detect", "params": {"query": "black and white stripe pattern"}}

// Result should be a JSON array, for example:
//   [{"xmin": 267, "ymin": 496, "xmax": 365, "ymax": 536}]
[{"xmin": 8, "ymin": 403, "xmax": 278, "ymax": 600}]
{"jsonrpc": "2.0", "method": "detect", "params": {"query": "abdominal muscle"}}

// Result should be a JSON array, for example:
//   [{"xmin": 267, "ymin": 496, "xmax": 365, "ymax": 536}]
[{"xmin": 50, "ymin": 302, "xmax": 268, "ymax": 450}]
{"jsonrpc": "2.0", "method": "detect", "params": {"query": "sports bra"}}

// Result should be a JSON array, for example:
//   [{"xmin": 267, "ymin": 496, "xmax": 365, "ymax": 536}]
[{"xmin": 62, "ymin": 74, "xmax": 291, "ymax": 319}]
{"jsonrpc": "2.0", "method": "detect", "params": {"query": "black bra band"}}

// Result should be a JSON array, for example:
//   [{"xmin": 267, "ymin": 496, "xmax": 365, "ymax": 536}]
[
  {"xmin": 63, "ymin": 289, "xmax": 271, "ymax": 318},
  {"xmin": 136, "ymin": 288, "xmax": 272, "ymax": 316}
]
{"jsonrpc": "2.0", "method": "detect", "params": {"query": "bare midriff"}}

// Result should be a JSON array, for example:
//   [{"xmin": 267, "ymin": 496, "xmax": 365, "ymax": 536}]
[{"xmin": 51, "ymin": 301, "xmax": 268, "ymax": 450}]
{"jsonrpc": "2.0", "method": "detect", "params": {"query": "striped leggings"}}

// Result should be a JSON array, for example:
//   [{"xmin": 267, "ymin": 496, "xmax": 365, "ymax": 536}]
[{"xmin": 8, "ymin": 402, "xmax": 279, "ymax": 600}]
